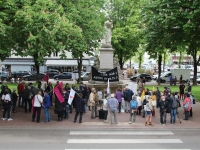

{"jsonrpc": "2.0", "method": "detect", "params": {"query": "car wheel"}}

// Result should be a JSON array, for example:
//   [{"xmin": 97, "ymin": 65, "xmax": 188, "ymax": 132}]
[{"xmin": 24, "ymin": 78, "xmax": 29, "ymax": 81}]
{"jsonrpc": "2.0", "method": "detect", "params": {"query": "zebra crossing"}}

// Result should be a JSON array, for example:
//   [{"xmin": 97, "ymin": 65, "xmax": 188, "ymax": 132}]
[{"xmin": 65, "ymin": 130, "xmax": 191, "ymax": 150}]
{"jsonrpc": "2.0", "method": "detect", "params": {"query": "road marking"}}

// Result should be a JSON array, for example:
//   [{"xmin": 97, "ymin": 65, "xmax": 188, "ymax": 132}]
[
  {"xmin": 70, "ymin": 131, "xmax": 174, "ymax": 135},
  {"xmin": 65, "ymin": 149, "xmax": 191, "ymax": 150},
  {"xmin": 67, "ymin": 139, "xmax": 183, "ymax": 144}
]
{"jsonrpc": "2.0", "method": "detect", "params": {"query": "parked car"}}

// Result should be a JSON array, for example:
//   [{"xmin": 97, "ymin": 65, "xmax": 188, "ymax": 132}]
[
  {"xmin": 45, "ymin": 70, "xmax": 60, "ymax": 78},
  {"xmin": 0, "ymin": 72, "xmax": 9, "ymax": 81},
  {"xmin": 22, "ymin": 73, "xmax": 45, "ymax": 81},
  {"xmin": 12, "ymin": 71, "xmax": 31, "ymax": 78},
  {"xmin": 77, "ymin": 72, "xmax": 90, "ymax": 81},
  {"xmin": 152, "ymin": 73, "xmax": 163, "ymax": 80},
  {"xmin": 130, "ymin": 73, "xmax": 152, "ymax": 82},
  {"xmin": 54, "ymin": 72, "xmax": 72, "ymax": 80}
]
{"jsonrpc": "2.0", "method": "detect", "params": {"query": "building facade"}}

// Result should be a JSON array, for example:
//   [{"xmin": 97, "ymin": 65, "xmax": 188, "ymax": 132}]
[{"xmin": 1, "ymin": 51, "xmax": 93, "ymax": 73}]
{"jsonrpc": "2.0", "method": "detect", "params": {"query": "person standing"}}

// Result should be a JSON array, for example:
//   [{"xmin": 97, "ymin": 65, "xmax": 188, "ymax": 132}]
[
  {"xmin": 63, "ymin": 89, "xmax": 69, "ymax": 119},
  {"xmin": 32, "ymin": 90, "xmax": 43, "ymax": 123},
  {"xmin": 170, "ymin": 75, "xmax": 173, "ymax": 86},
  {"xmin": 136, "ymin": 94, "xmax": 142, "ymax": 115},
  {"xmin": 115, "ymin": 89, "xmax": 123, "ymax": 113},
  {"xmin": 174, "ymin": 76, "xmax": 177, "ymax": 86},
  {"xmin": 189, "ymin": 93, "xmax": 193, "ymax": 118},
  {"xmin": 124, "ymin": 87, "xmax": 134, "ymax": 113},
  {"xmin": 17, "ymin": 81, "xmax": 24, "ymax": 107},
  {"xmin": 151, "ymin": 92, "xmax": 156, "ymax": 117},
  {"xmin": 23, "ymin": 85, "xmax": 30, "ymax": 113},
  {"xmin": 12, "ymin": 88, "xmax": 18, "ymax": 113},
  {"xmin": 88, "ymin": 88, "xmax": 98, "ymax": 118},
  {"xmin": 159, "ymin": 96, "xmax": 168, "ymax": 125},
  {"xmin": 129, "ymin": 96, "xmax": 138, "ymax": 124},
  {"xmin": 103, "ymin": 97, "xmax": 108, "ymax": 122},
  {"xmin": 107, "ymin": 93, "xmax": 118, "ymax": 124},
  {"xmin": 82, "ymin": 87, "xmax": 89, "ymax": 113},
  {"xmin": 170, "ymin": 93, "xmax": 180, "ymax": 124},
  {"xmin": 55, "ymin": 93, "xmax": 65, "ymax": 121},
  {"xmin": 74, "ymin": 93, "xmax": 85, "ymax": 123},
  {"xmin": 145, "ymin": 98, "xmax": 153, "ymax": 126},
  {"xmin": 13, "ymin": 72, "xmax": 17, "ymax": 83},
  {"xmin": 46, "ymin": 82, "xmax": 53, "ymax": 106},
  {"xmin": 43, "ymin": 90, "xmax": 51, "ymax": 123},
  {"xmin": 180, "ymin": 75, "xmax": 183, "ymax": 84},
  {"xmin": 183, "ymin": 94, "xmax": 191, "ymax": 120},
  {"xmin": 179, "ymin": 83, "xmax": 185, "ymax": 100},
  {"xmin": 156, "ymin": 87, "xmax": 161, "ymax": 108},
  {"xmin": 2, "ymin": 89, "xmax": 12, "ymax": 121}
]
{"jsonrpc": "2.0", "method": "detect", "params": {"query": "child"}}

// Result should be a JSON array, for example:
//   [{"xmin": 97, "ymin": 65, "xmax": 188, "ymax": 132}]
[
  {"xmin": 129, "ymin": 96, "xmax": 138, "ymax": 124},
  {"xmin": 12, "ymin": 89, "xmax": 18, "ymax": 113}
]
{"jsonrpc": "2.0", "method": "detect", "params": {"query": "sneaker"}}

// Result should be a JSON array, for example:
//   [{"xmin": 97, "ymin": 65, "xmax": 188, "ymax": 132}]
[
  {"xmin": 8, "ymin": 118, "xmax": 13, "ymax": 121},
  {"xmin": 129, "ymin": 121, "xmax": 131, "ymax": 124},
  {"xmin": 3, "ymin": 118, "xmax": 7, "ymax": 121}
]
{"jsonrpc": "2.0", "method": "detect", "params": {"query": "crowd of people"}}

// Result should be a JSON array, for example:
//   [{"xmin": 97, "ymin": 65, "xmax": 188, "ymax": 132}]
[{"xmin": 0, "ymin": 79, "xmax": 195, "ymax": 126}]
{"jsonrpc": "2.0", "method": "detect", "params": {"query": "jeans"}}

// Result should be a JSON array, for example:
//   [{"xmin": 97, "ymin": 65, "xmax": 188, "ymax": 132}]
[
  {"xmin": 74, "ymin": 112, "xmax": 83, "ymax": 122},
  {"xmin": 110, "ymin": 110, "xmax": 118, "ymax": 124},
  {"xmin": 44, "ymin": 107, "xmax": 50, "ymax": 122},
  {"xmin": 104, "ymin": 110, "xmax": 108, "ymax": 120},
  {"xmin": 156, "ymin": 98, "xmax": 160, "ymax": 108},
  {"xmin": 125, "ymin": 101, "xmax": 130, "ymax": 112},
  {"xmin": 160, "ymin": 111, "xmax": 167, "ymax": 124},
  {"xmin": 65, "ymin": 105, "xmax": 69, "ymax": 119},
  {"xmin": 137, "ymin": 106, "xmax": 142, "ymax": 115},
  {"xmin": 18, "ymin": 93, "xmax": 23, "ymax": 107},
  {"xmin": 129, "ymin": 111, "xmax": 136, "ymax": 123},
  {"xmin": 32, "ymin": 107, "xmax": 41, "ymax": 122},
  {"xmin": 170, "ymin": 109, "xmax": 177, "ymax": 123}
]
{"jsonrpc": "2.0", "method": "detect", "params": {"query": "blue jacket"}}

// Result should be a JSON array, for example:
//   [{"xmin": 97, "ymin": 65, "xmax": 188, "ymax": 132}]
[
  {"xmin": 124, "ymin": 89, "xmax": 134, "ymax": 101},
  {"xmin": 43, "ymin": 94, "xmax": 51, "ymax": 108}
]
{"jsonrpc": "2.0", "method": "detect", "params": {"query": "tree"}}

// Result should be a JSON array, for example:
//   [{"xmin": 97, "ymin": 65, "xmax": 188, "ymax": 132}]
[
  {"xmin": 141, "ymin": 0, "xmax": 200, "ymax": 85},
  {"xmin": 13, "ymin": 0, "xmax": 82, "ymax": 78},
  {"xmin": 106, "ymin": 0, "xmax": 140, "ymax": 69},
  {"xmin": 59, "ymin": 0, "xmax": 105, "ymax": 82}
]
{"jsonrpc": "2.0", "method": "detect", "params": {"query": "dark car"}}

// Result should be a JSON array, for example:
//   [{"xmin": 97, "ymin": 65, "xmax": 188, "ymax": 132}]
[
  {"xmin": 130, "ymin": 73, "xmax": 152, "ymax": 82},
  {"xmin": 54, "ymin": 72, "xmax": 72, "ymax": 80},
  {"xmin": 22, "ymin": 73, "xmax": 45, "ymax": 81},
  {"xmin": 45, "ymin": 70, "xmax": 60, "ymax": 78},
  {"xmin": 0, "ymin": 72, "xmax": 9, "ymax": 81},
  {"xmin": 12, "ymin": 71, "xmax": 31, "ymax": 78}
]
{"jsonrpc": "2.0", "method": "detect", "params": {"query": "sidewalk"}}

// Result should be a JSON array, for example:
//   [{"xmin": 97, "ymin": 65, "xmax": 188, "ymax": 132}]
[{"xmin": 0, "ymin": 100, "xmax": 199, "ymax": 129}]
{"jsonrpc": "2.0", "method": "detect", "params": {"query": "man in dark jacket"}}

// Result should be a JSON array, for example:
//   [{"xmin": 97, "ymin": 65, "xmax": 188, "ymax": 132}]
[
  {"xmin": 158, "ymin": 96, "xmax": 168, "ymax": 125},
  {"xmin": 156, "ymin": 87, "xmax": 161, "ymax": 108},
  {"xmin": 63, "ymin": 89, "xmax": 69, "ymax": 119},
  {"xmin": 124, "ymin": 87, "xmax": 134, "ymax": 113},
  {"xmin": 23, "ymin": 85, "xmax": 30, "ymax": 113},
  {"xmin": 74, "ymin": 93, "xmax": 85, "ymax": 123},
  {"xmin": 43, "ymin": 90, "xmax": 51, "ymax": 122}
]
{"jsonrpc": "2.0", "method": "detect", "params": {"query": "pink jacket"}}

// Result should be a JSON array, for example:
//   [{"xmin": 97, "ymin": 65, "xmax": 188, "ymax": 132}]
[{"xmin": 183, "ymin": 97, "xmax": 191, "ymax": 111}]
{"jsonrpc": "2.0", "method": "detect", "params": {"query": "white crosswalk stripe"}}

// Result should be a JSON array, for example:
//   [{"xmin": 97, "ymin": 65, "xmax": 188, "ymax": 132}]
[
  {"xmin": 67, "ymin": 139, "xmax": 183, "ymax": 144},
  {"xmin": 65, "ymin": 130, "xmax": 190, "ymax": 150},
  {"xmin": 70, "ymin": 131, "xmax": 174, "ymax": 135}
]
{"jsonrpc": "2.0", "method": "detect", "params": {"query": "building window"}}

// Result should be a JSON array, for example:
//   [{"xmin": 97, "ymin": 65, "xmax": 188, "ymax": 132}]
[{"xmin": 53, "ymin": 52, "xmax": 58, "ymax": 57}]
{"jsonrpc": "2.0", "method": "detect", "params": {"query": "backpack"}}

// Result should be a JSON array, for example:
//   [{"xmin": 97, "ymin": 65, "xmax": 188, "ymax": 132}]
[
  {"xmin": 131, "ymin": 100, "xmax": 137, "ymax": 109},
  {"xmin": 183, "ymin": 102, "xmax": 189, "ymax": 110},
  {"xmin": 172, "ymin": 98, "xmax": 178, "ymax": 109}
]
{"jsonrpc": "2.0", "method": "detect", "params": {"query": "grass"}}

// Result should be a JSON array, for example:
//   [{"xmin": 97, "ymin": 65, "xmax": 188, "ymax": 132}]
[{"xmin": 145, "ymin": 85, "xmax": 200, "ymax": 101}]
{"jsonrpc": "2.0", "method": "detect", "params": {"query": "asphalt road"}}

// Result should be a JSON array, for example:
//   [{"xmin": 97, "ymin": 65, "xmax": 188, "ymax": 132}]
[{"xmin": 0, "ymin": 127, "xmax": 199, "ymax": 150}]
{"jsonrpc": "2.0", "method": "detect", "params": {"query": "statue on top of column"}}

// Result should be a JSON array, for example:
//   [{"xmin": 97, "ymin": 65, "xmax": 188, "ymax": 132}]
[{"xmin": 102, "ymin": 19, "xmax": 113, "ymax": 48}]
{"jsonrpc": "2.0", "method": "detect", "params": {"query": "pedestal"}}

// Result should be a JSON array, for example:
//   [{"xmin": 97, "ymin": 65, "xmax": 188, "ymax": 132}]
[{"xmin": 99, "ymin": 47, "xmax": 113, "ymax": 71}]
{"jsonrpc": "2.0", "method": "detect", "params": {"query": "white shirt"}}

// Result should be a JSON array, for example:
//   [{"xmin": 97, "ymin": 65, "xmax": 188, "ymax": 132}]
[
  {"xmin": 33, "ymin": 94, "xmax": 43, "ymax": 107},
  {"xmin": 2, "ymin": 94, "xmax": 11, "ymax": 101},
  {"xmin": 136, "ymin": 96, "xmax": 142, "ymax": 106},
  {"xmin": 103, "ymin": 99, "xmax": 108, "ymax": 111}
]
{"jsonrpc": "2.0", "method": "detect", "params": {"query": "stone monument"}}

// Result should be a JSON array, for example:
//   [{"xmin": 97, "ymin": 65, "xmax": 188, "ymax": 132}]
[{"xmin": 88, "ymin": 19, "xmax": 124, "ymax": 97}]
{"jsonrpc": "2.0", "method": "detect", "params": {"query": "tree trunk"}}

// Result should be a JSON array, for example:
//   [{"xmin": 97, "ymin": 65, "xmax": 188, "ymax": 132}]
[
  {"xmin": 77, "ymin": 54, "xmax": 83, "ymax": 84},
  {"xmin": 138, "ymin": 53, "xmax": 142, "ymax": 69},
  {"xmin": 192, "ymin": 49, "xmax": 199, "ymax": 85},
  {"xmin": 163, "ymin": 52, "xmax": 166, "ymax": 72},
  {"xmin": 33, "ymin": 54, "xmax": 40, "ymax": 81},
  {"xmin": 119, "ymin": 49, "xmax": 123, "ymax": 70},
  {"xmin": 178, "ymin": 51, "xmax": 182, "ymax": 68},
  {"xmin": 129, "ymin": 60, "xmax": 131, "ymax": 68},
  {"xmin": 157, "ymin": 54, "xmax": 162, "ymax": 86}
]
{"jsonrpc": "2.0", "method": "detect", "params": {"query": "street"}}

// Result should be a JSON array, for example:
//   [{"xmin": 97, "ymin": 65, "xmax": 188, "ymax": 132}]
[{"xmin": 0, "ymin": 127, "xmax": 199, "ymax": 150}]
